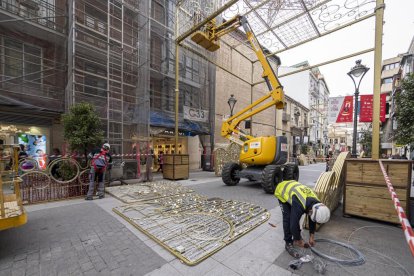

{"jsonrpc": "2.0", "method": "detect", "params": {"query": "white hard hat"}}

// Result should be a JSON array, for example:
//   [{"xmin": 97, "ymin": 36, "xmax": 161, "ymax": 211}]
[
  {"xmin": 311, "ymin": 203, "xmax": 330, "ymax": 224},
  {"xmin": 102, "ymin": 143, "xmax": 110, "ymax": 150}
]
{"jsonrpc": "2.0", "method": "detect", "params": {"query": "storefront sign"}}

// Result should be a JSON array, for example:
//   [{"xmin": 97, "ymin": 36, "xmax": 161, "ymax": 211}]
[
  {"xmin": 359, "ymin": 94, "xmax": 387, "ymax": 122},
  {"xmin": 184, "ymin": 106, "xmax": 209, "ymax": 122}
]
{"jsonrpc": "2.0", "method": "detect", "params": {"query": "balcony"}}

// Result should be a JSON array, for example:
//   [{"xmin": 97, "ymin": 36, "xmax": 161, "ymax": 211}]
[{"xmin": 0, "ymin": 0, "xmax": 66, "ymax": 42}]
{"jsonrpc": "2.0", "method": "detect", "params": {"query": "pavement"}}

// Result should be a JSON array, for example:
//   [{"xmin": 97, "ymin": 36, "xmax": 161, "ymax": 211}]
[{"xmin": 0, "ymin": 163, "xmax": 413, "ymax": 276}]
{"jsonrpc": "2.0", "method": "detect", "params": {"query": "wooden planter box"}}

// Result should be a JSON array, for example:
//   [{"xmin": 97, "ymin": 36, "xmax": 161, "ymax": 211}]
[
  {"xmin": 163, "ymin": 154, "xmax": 189, "ymax": 180},
  {"xmin": 344, "ymin": 159, "xmax": 412, "ymax": 224}
]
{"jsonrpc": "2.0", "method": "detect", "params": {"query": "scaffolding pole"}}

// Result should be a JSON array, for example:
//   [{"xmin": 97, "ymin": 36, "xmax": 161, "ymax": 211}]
[{"xmin": 372, "ymin": 0, "xmax": 385, "ymax": 160}]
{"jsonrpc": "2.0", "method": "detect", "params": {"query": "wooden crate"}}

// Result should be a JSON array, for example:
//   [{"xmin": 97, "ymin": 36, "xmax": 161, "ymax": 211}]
[
  {"xmin": 344, "ymin": 159, "xmax": 412, "ymax": 224},
  {"xmin": 163, "ymin": 154, "xmax": 189, "ymax": 180}
]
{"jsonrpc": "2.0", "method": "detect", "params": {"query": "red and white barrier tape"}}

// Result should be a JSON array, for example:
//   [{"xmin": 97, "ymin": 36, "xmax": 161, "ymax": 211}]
[{"xmin": 379, "ymin": 160, "xmax": 414, "ymax": 257}]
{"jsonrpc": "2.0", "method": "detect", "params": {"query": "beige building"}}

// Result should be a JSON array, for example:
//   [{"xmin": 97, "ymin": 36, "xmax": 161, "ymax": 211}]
[
  {"xmin": 213, "ymin": 32, "xmax": 309, "ymax": 157},
  {"xmin": 380, "ymin": 55, "xmax": 403, "ymax": 155}
]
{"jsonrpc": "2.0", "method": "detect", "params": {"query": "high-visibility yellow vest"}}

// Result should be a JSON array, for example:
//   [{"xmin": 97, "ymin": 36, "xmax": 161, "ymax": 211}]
[{"xmin": 274, "ymin": 180, "xmax": 319, "ymax": 209}]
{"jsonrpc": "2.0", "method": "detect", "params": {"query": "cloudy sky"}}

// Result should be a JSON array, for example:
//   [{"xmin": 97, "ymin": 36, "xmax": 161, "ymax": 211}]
[{"xmin": 276, "ymin": 0, "xmax": 414, "ymax": 97}]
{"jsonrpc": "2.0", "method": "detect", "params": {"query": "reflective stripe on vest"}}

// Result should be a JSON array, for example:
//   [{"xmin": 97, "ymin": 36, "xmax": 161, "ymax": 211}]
[{"xmin": 274, "ymin": 180, "xmax": 318, "ymax": 209}]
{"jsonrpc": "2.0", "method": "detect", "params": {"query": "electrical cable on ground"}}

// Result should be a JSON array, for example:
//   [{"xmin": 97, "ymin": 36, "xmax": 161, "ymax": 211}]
[
  {"xmin": 347, "ymin": 226, "xmax": 411, "ymax": 276},
  {"xmin": 310, "ymin": 239, "xmax": 365, "ymax": 266}
]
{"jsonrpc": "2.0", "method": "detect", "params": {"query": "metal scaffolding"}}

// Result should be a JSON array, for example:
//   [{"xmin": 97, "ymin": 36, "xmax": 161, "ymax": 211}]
[{"xmin": 0, "ymin": 0, "xmax": 67, "ymax": 112}]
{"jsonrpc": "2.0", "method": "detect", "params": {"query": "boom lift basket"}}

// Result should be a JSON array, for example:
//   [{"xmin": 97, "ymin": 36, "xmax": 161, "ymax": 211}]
[{"xmin": 0, "ymin": 145, "xmax": 27, "ymax": 231}]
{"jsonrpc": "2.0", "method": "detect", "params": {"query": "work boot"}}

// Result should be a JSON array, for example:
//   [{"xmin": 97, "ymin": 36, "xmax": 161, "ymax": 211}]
[
  {"xmin": 285, "ymin": 243, "xmax": 300, "ymax": 259},
  {"xmin": 85, "ymin": 196, "xmax": 93, "ymax": 200}
]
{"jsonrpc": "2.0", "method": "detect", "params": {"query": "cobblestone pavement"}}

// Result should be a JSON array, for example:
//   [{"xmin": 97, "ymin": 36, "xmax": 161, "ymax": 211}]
[{"xmin": 0, "ymin": 202, "xmax": 166, "ymax": 276}]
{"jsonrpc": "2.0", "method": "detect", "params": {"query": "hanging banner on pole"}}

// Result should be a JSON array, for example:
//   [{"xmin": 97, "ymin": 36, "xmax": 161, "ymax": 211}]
[
  {"xmin": 336, "ymin": 96, "xmax": 354, "ymax": 123},
  {"xmin": 328, "ymin": 96, "xmax": 353, "ymax": 123},
  {"xmin": 359, "ymin": 93, "xmax": 387, "ymax": 122},
  {"xmin": 328, "ymin": 97, "xmax": 344, "ymax": 123}
]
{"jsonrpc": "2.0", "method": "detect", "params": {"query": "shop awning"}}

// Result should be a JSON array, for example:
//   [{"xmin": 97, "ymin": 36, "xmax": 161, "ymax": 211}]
[{"xmin": 150, "ymin": 111, "xmax": 210, "ymax": 136}]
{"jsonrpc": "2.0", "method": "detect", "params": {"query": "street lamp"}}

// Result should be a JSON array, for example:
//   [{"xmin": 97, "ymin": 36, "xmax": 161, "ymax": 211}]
[
  {"xmin": 347, "ymin": 60, "xmax": 369, "ymax": 158},
  {"xmin": 228, "ymin": 94, "xmax": 237, "ymax": 117}
]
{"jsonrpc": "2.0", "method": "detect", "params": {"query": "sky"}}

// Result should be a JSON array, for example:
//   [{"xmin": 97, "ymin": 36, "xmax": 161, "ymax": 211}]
[{"xmin": 276, "ymin": 0, "xmax": 414, "ymax": 97}]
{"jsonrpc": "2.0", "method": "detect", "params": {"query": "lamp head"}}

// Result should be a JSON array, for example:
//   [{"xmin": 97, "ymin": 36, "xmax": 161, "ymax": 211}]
[
  {"xmin": 349, "ymin": 59, "xmax": 369, "ymax": 78},
  {"xmin": 228, "ymin": 94, "xmax": 237, "ymax": 107}
]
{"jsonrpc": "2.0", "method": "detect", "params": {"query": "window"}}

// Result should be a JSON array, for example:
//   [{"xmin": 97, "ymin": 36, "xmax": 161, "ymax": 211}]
[
  {"xmin": 383, "ymin": 62, "xmax": 399, "ymax": 71},
  {"xmin": 382, "ymin": 77, "xmax": 392, "ymax": 84},
  {"xmin": 84, "ymin": 75, "xmax": 107, "ymax": 97},
  {"xmin": 150, "ymin": 77, "xmax": 162, "ymax": 109},
  {"xmin": 3, "ymin": 37, "xmax": 41, "ymax": 83},
  {"xmin": 150, "ymin": 33, "xmax": 163, "ymax": 71},
  {"xmin": 85, "ymin": 5, "xmax": 107, "ymax": 34},
  {"xmin": 179, "ymin": 55, "xmax": 200, "ymax": 82},
  {"xmin": 151, "ymin": 0, "xmax": 165, "ymax": 24},
  {"xmin": 182, "ymin": 84, "xmax": 200, "ymax": 108},
  {"xmin": 340, "ymin": 137, "xmax": 345, "ymax": 144},
  {"xmin": 4, "ymin": 39, "xmax": 22, "ymax": 78}
]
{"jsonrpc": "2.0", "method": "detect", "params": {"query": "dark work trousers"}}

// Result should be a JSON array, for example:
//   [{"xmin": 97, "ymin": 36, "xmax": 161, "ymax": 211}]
[
  {"xmin": 87, "ymin": 167, "xmax": 105, "ymax": 197},
  {"xmin": 279, "ymin": 199, "xmax": 293, "ymax": 245}
]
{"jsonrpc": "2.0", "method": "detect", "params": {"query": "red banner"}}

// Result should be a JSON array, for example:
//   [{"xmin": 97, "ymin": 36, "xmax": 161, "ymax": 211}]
[
  {"xmin": 359, "ymin": 94, "xmax": 387, "ymax": 122},
  {"xmin": 336, "ymin": 95, "xmax": 354, "ymax": 123}
]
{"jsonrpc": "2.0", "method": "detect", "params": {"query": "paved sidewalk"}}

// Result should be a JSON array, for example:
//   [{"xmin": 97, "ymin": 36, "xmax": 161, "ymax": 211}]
[
  {"xmin": 1, "ymin": 166, "xmax": 413, "ymax": 275},
  {"xmin": 0, "ymin": 200, "xmax": 166, "ymax": 276}
]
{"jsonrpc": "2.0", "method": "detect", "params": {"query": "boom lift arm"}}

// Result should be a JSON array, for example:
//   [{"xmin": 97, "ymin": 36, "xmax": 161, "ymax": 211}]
[{"xmin": 191, "ymin": 15, "xmax": 285, "ymax": 145}]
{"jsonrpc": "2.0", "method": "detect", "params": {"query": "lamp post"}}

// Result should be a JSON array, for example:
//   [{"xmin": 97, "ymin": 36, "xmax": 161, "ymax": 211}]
[
  {"xmin": 323, "ymin": 131, "xmax": 328, "ymax": 155},
  {"xmin": 228, "ymin": 94, "xmax": 237, "ymax": 117},
  {"xmin": 347, "ymin": 60, "xmax": 369, "ymax": 158}
]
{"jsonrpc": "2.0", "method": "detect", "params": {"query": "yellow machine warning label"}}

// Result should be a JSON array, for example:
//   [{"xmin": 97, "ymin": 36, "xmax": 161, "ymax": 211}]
[{"xmin": 250, "ymin": 142, "xmax": 261, "ymax": 149}]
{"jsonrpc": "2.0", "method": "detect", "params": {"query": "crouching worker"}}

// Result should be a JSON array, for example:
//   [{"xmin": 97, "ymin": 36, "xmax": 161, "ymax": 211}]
[
  {"xmin": 274, "ymin": 180, "xmax": 330, "ymax": 258},
  {"xmin": 85, "ymin": 143, "xmax": 112, "ymax": 200}
]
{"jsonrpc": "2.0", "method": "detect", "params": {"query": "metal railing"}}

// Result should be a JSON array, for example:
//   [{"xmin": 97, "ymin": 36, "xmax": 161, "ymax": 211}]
[{"xmin": 0, "ymin": 0, "xmax": 66, "ymax": 33}]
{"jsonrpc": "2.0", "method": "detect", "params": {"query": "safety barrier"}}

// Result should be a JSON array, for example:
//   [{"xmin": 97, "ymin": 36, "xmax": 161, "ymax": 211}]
[{"xmin": 378, "ymin": 160, "xmax": 414, "ymax": 257}]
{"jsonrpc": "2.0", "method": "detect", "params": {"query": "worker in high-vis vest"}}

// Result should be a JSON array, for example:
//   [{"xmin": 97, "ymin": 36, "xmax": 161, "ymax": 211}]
[{"xmin": 274, "ymin": 180, "xmax": 330, "ymax": 258}]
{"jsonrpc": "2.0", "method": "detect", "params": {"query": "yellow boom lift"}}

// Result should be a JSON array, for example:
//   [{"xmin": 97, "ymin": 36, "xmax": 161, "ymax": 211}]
[{"xmin": 191, "ymin": 15, "xmax": 299, "ymax": 193}]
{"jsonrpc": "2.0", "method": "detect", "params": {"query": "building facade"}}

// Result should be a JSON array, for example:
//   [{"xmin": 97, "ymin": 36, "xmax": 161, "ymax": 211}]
[
  {"xmin": 280, "ymin": 62, "xmax": 330, "ymax": 156},
  {"xmin": 0, "ymin": 0, "xmax": 215, "ymax": 173},
  {"xmin": 380, "ymin": 55, "xmax": 403, "ymax": 156},
  {"xmin": 0, "ymin": 0, "xmax": 67, "ymax": 153}
]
